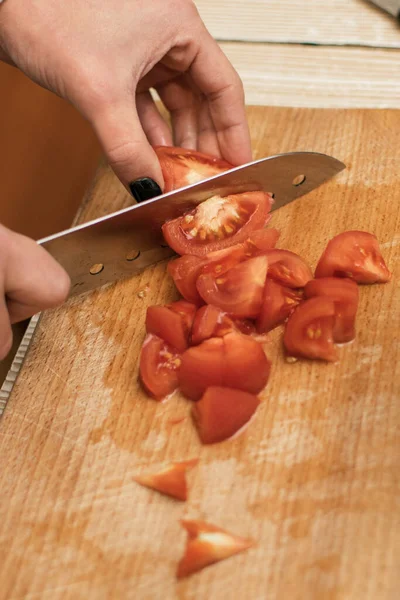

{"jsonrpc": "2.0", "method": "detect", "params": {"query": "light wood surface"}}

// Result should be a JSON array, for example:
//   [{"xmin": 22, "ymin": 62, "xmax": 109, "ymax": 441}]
[{"xmin": 0, "ymin": 107, "xmax": 399, "ymax": 599}]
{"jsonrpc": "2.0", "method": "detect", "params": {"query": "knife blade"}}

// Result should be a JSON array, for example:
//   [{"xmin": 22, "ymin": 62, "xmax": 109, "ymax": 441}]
[
  {"xmin": 368, "ymin": 0, "xmax": 400, "ymax": 18},
  {"xmin": 38, "ymin": 151, "xmax": 345, "ymax": 297}
]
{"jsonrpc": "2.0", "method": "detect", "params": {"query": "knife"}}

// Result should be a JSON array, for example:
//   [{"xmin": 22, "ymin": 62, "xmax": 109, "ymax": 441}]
[
  {"xmin": 367, "ymin": 0, "xmax": 400, "ymax": 18},
  {"xmin": 38, "ymin": 151, "xmax": 345, "ymax": 297}
]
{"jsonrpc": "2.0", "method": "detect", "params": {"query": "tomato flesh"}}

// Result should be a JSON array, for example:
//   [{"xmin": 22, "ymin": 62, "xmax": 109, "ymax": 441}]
[
  {"xmin": 196, "ymin": 255, "xmax": 268, "ymax": 318},
  {"xmin": 192, "ymin": 386, "xmax": 260, "ymax": 445},
  {"xmin": 315, "ymin": 231, "xmax": 391, "ymax": 283},
  {"xmin": 162, "ymin": 191, "xmax": 272, "ymax": 256},
  {"xmin": 178, "ymin": 332, "xmax": 270, "ymax": 401},
  {"xmin": 139, "ymin": 334, "xmax": 181, "ymax": 400},
  {"xmin": 256, "ymin": 279, "xmax": 303, "ymax": 333},
  {"xmin": 283, "ymin": 297, "xmax": 338, "ymax": 362},
  {"xmin": 167, "ymin": 300, "xmax": 197, "ymax": 332},
  {"xmin": 261, "ymin": 249, "xmax": 313, "ymax": 288},
  {"xmin": 304, "ymin": 277, "xmax": 359, "ymax": 343}
]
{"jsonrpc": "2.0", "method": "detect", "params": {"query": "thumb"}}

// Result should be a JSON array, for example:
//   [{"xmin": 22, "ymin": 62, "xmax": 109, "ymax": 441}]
[{"xmin": 91, "ymin": 100, "xmax": 165, "ymax": 195}]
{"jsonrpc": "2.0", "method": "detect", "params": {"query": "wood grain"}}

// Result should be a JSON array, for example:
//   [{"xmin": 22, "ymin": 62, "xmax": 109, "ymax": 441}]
[
  {"xmin": 195, "ymin": 0, "xmax": 400, "ymax": 47},
  {"xmin": 0, "ymin": 107, "xmax": 399, "ymax": 599}
]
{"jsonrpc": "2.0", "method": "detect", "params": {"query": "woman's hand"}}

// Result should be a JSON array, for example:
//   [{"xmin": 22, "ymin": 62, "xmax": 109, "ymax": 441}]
[{"xmin": 0, "ymin": 0, "xmax": 252, "ymax": 189}]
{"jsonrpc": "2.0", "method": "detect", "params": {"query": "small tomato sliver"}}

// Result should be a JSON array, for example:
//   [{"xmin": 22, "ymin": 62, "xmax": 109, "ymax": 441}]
[
  {"xmin": 177, "ymin": 519, "xmax": 255, "ymax": 578},
  {"xmin": 146, "ymin": 305, "xmax": 188, "ymax": 352},
  {"xmin": 167, "ymin": 255, "xmax": 205, "ymax": 305},
  {"xmin": 304, "ymin": 277, "xmax": 359, "ymax": 343},
  {"xmin": 196, "ymin": 255, "xmax": 268, "ymax": 318},
  {"xmin": 315, "ymin": 231, "xmax": 391, "ymax": 283},
  {"xmin": 139, "ymin": 334, "xmax": 181, "ymax": 400},
  {"xmin": 134, "ymin": 459, "xmax": 198, "ymax": 501},
  {"xmin": 262, "ymin": 249, "xmax": 313, "ymax": 288},
  {"xmin": 162, "ymin": 191, "xmax": 272, "ymax": 257},
  {"xmin": 256, "ymin": 278, "xmax": 303, "ymax": 333},
  {"xmin": 283, "ymin": 297, "xmax": 338, "ymax": 362},
  {"xmin": 192, "ymin": 386, "xmax": 260, "ymax": 445}
]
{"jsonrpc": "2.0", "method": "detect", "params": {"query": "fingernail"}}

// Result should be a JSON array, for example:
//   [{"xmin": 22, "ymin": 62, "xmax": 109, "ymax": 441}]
[{"xmin": 129, "ymin": 178, "xmax": 162, "ymax": 202}]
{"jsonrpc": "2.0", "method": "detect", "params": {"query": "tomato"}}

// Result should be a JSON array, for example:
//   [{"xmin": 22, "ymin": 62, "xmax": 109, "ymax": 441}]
[
  {"xmin": 139, "ymin": 334, "xmax": 181, "ymax": 400},
  {"xmin": 192, "ymin": 386, "xmax": 260, "ymax": 445},
  {"xmin": 261, "ymin": 249, "xmax": 313, "ymax": 288},
  {"xmin": 162, "ymin": 191, "xmax": 272, "ymax": 256},
  {"xmin": 245, "ymin": 228, "xmax": 280, "ymax": 253},
  {"xmin": 283, "ymin": 297, "xmax": 338, "ymax": 362},
  {"xmin": 178, "ymin": 332, "xmax": 271, "ymax": 401},
  {"xmin": 154, "ymin": 145, "xmax": 232, "ymax": 193},
  {"xmin": 304, "ymin": 277, "xmax": 358, "ymax": 343},
  {"xmin": 196, "ymin": 255, "xmax": 268, "ymax": 318},
  {"xmin": 146, "ymin": 301, "xmax": 195, "ymax": 352},
  {"xmin": 315, "ymin": 231, "xmax": 391, "ymax": 283},
  {"xmin": 256, "ymin": 279, "xmax": 303, "ymax": 333},
  {"xmin": 167, "ymin": 300, "xmax": 197, "ymax": 332},
  {"xmin": 134, "ymin": 459, "xmax": 198, "ymax": 501},
  {"xmin": 191, "ymin": 305, "xmax": 254, "ymax": 345}
]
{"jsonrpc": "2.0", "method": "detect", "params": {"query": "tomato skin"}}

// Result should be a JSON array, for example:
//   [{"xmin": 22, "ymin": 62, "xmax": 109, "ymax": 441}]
[
  {"xmin": 139, "ymin": 334, "xmax": 181, "ymax": 400},
  {"xmin": 304, "ymin": 277, "xmax": 358, "ymax": 343},
  {"xmin": 178, "ymin": 332, "xmax": 270, "ymax": 401},
  {"xmin": 315, "ymin": 231, "xmax": 391, "ymax": 283},
  {"xmin": 261, "ymin": 249, "xmax": 313, "ymax": 288},
  {"xmin": 283, "ymin": 297, "xmax": 338, "ymax": 362},
  {"xmin": 192, "ymin": 386, "xmax": 260, "ymax": 445},
  {"xmin": 256, "ymin": 279, "xmax": 303, "ymax": 333},
  {"xmin": 162, "ymin": 191, "xmax": 272, "ymax": 257},
  {"xmin": 154, "ymin": 145, "xmax": 232, "ymax": 193},
  {"xmin": 196, "ymin": 255, "xmax": 268, "ymax": 318}
]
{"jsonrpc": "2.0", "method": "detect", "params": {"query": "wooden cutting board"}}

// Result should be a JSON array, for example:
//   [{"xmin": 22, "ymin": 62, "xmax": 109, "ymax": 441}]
[{"xmin": 0, "ymin": 107, "xmax": 399, "ymax": 600}]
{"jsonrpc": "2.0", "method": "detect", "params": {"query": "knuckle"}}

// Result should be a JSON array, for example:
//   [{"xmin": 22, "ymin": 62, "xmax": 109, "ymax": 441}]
[
  {"xmin": 46, "ymin": 268, "xmax": 71, "ymax": 307},
  {"xmin": 106, "ymin": 139, "xmax": 142, "ymax": 172}
]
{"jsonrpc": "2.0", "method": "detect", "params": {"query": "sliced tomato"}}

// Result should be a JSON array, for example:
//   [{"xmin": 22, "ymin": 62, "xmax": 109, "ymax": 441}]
[
  {"xmin": 134, "ymin": 459, "xmax": 198, "ymax": 501},
  {"xmin": 167, "ymin": 300, "xmax": 197, "ymax": 332},
  {"xmin": 154, "ymin": 145, "xmax": 232, "ymax": 193},
  {"xmin": 177, "ymin": 519, "xmax": 255, "ymax": 578},
  {"xmin": 261, "ymin": 249, "xmax": 313, "ymax": 288},
  {"xmin": 162, "ymin": 191, "xmax": 272, "ymax": 256},
  {"xmin": 196, "ymin": 255, "xmax": 268, "ymax": 318},
  {"xmin": 256, "ymin": 279, "xmax": 303, "ymax": 333},
  {"xmin": 304, "ymin": 277, "xmax": 358, "ymax": 343},
  {"xmin": 283, "ymin": 297, "xmax": 338, "ymax": 362},
  {"xmin": 315, "ymin": 231, "xmax": 391, "ymax": 283},
  {"xmin": 178, "ymin": 332, "xmax": 270, "ymax": 401},
  {"xmin": 245, "ymin": 228, "xmax": 280, "ymax": 253},
  {"xmin": 191, "ymin": 305, "xmax": 252, "ymax": 345},
  {"xmin": 139, "ymin": 334, "xmax": 181, "ymax": 400}
]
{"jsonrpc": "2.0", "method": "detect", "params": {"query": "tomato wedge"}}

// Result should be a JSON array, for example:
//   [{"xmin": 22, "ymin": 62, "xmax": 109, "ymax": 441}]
[
  {"xmin": 139, "ymin": 334, "xmax": 181, "ymax": 400},
  {"xmin": 315, "ymin": 231, "xmax": 391, "ymax": 283},
  {"xmin": 245, "ymin": 228, "xmax": 280, "ymax": 253},
  {"xmin": 154, "ymin": 145, "xmax": 232, "ymax": 193},
  {"xmin": 304, "ymin": 277, "xmax": 359, "ymax": 343},
  {"xmin": 134, "ymin": 459, "xmax": 198, "ymax": 501},
  {"xmin": 256, "ymin": 279, "xmax": 303, "ymax": 333},
  {"xmin": 191, "ymin": 305, "xmax": 254, "ymax": 345},
  {"xmin": 167, "ymin": 300, "xmax": 197, "ymax": 332},
  {"xmin": 283, "ymin": 297, "xmax": 338, "ymax": 362},
  {"xmin": 162, "ymin": 191, "xmax": 272, "ymax": 256},
  {"xmin": 178, "ymin": 332, "xmax": 271, "ymax": 401},
  {"xmin": 192, "ymin": 386, "xmax": 260, "ymax": 445},
  {"xmin": 261, "ymin": 249, "xmax": 313, "ymax": 288},
  {"xmin": 146, "ymin": 300, "xmax": 196, "ymax": 352},
  {"xmin": 196, "ymin": 255, "xmax": 268, "ymax": 318}
]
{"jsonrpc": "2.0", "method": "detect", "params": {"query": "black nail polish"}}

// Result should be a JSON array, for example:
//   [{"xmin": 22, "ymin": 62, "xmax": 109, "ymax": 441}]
[{"xmin": 129, "ymin": 178, "xmax": 162, "ymax": 202}]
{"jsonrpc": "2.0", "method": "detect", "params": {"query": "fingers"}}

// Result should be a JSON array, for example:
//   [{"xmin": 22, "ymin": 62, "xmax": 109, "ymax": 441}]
[
  {"xmin": 196, "ymin": 97, "xmax": 221, "ymax": 158},
  {"xmin": 0, "ymin": 295, "xmax": 13, "ymax": 361},
  {"xmin": 188, "ymin": 30, "xmax": 252, "ymax": 166},
  {"xmin": 136, "ymin": 91, "xmax": 172, "ymax": 147},
  {"xmin": 156, "ymin": 78, "xmax": 198, "ymax": 150}
]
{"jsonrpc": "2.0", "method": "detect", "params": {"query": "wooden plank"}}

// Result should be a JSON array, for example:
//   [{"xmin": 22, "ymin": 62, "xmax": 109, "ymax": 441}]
[
  {"xmin": 0, "ymin": 107, "xmax": 399, "ymax": 599},
  {"xmin": 195, "ymin": 0, "xmax": 400, "ymax": 48},
  {"xmin": 221, "ymin": 43, "xmax": 400, "ymax": 108}
]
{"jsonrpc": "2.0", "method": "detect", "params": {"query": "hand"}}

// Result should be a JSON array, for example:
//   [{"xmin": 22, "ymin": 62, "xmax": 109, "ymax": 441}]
[
  {"xmin": 0, "ymin": 224, "xmax": 70, "ymax": 359},
  {"xmin": 0, "ymin": 0, "xmax": 252, "ymax": 189}
]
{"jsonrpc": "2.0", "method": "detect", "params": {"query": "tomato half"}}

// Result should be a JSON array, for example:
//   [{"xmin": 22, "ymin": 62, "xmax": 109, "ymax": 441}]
[
  {"xmin": 304, "ymin": 277, "xmax": 358, "ymax": 343},
  {"xmin": 139, "ymin": 334, "xmax": 181, "ymax": 400},
  {"xmin": 162, "ymin": 191, "xmax": 272, "ymax": 256},
  {"xmin": 154, "ymin": 145, "xmax": 232, "ymax": 193},
  {"xmin": 315, "ymin": 231, "xmax": 391, "ymax": 283},
  {"xmin": 178, "ymin": 332, "xmax": 270, "ymax": 401},
  {"xmin": 146, "ymin": 301, "xmax": 196, "ymax": 352},
  {"xmin": 283, "ymin": 297, "xmax": 338, "ymax": 362},
  {"xmin": 256, "ymin": 279, "xmax": 303, "ymax": 333},
  {"xmin": 192, "ymin": 386, "xmax": 260, "ymax": 445},
  {"xmin": 196, "ymin": 255, "xmax": 268, "ymax": 318},
  {"xmin": 262, "ymin": 249, "xmax": 313, "ymax": 288}
]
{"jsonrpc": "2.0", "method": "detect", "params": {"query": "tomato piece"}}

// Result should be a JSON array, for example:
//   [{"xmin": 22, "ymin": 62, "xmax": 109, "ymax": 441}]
[
  {"xmin": 154, "ymin": 145, "xmax": 232, "ymax": 193},
  {"xmin": 167, "ymin": 255, "xmax": 205, "ymax": 305},
  {"xmin": 245, "ymin": 228, "xmax": 280, "ymax": 253},
  {"xmin": 191, "ymin": 305, "xmax": 252, "ymax": 345},
  {"xmin": 145, "ymin": 306, "xmax": 185, "ymax": 352},
  {"xmin": 177, "ymin": 519, "xmax": 255, "ymax": 578},
  {"xmin": 167, "ymin": 300, "xmax": 197, "ymax": 332},
  {"xmin": 260, "ymin": 249, "xmax": 313, "ymax": 288},
  {"xmin": 315, "ymin": 231, "xmax": 391, "ymax": 283},
  {"xmin": 162, "ymin": 191, "xmax": 272, "ymax": 256},
  {"xmin": 304, "ymin": 277, "xmax": 359, "ymax": 343},
  {"xmin": 196, "ymin": 255, "xmax": 268, "ymax": 318},
  {"xmin": 256, "ymin": 279, "xmax": 303, "ymax": 333},
  {"xmin": 134, "ymin": 459, "xmax": 198, "ymax": 501},
  {"xmin": 283, "ymin": 297, "xmax": 338, "ymax": 362},
  {"xmin": 139, "ymin": 334, "xmax": 181, "ymax": 400},
  {"xmin": 178, "ymin": 332, "xmax": 271, "ymax": 401},
  {"xmin": 192, "ymin": 386, "xmax": 260, "ymax": 445}
]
